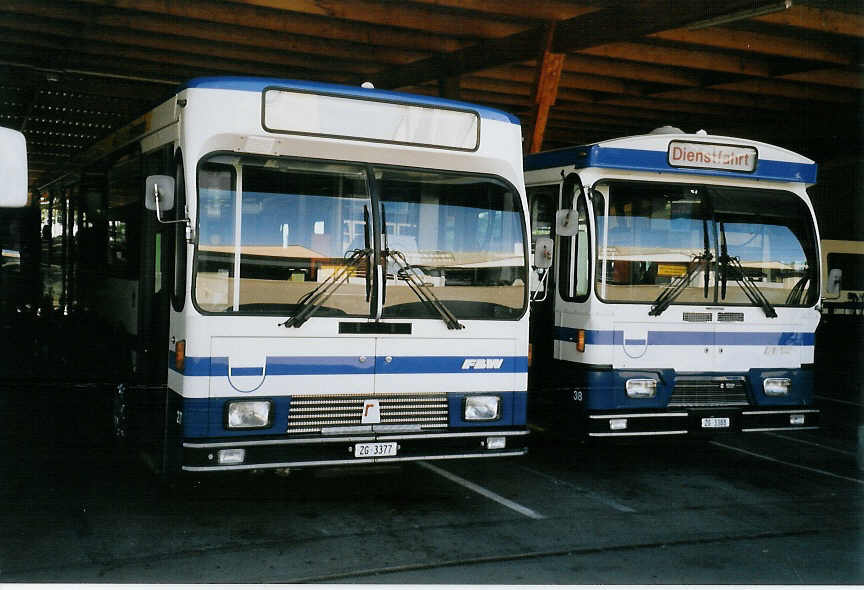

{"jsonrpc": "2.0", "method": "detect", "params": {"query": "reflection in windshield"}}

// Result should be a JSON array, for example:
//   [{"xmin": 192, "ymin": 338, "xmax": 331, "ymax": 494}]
[
  {"xmin": 195, "ymin": 158, "xmax": 371, "ymax": 316},
  {"xmin": 194, "ymin": 156, "xmax": 527, "ymax": 321},
  {"xmin": 376, "ymin": 167, "xmax": 526, "ymax": 320},
  {"xmin": 595, "ymin": 181, "xmax": 817, "ymax": 308}
]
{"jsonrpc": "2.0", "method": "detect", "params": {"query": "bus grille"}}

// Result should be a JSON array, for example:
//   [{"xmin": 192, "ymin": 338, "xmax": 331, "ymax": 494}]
[
  {"xmin": 668, "ymin": 378, "xmax": 749, "ymax": 407},
  {"xmin": 286, "ymin": 392, "xmax": 449, "ymax": 434}
]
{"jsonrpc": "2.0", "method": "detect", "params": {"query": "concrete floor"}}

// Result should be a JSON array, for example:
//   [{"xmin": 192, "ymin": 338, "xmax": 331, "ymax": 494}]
[{"xmin": 0, "ymin": 383, "xmax": 861, "ymax": 584}]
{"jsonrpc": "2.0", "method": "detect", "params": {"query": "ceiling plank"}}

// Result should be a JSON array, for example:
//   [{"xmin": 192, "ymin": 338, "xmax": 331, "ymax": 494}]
[
  {"xmin": 369, "ymin": 0, "xmax": 774, "ymax": 89},
  {"xmin": 0, "ymin": 0, "xmax": 428, "ymax": 64},
  {"xmin": 526, "ymin": 23, "xmax": 566, "ymax": 153},
  {"xmin": 400, "ymin": 0, "xmax": 596, "ymax": 21},
  {"xmin": 754, "ymin": 5, "xmax": 864, "ymax": 37},
  {"xmin": 200, "ymin": 0, "xmax": 530, "ymax": 38},
  {"xmin": 70, "ymin": 0, "xmax": 466, "ymax": 52},
  {"xmin": 0, "ymin": 14, "xmax": 390, "ymax": 74},
  {"xmin": 650, "ymin": 27, "xmax": 855, "ymax": 65},
  {"xmin": 778, "ymin": 68, "xmax": 864, "ymax": 90}
]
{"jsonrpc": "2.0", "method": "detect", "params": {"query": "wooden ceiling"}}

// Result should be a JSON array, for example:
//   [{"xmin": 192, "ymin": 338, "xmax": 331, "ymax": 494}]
[{"xmin": 0, "ymin": 0, "xmax": 861, "ymax": 188}]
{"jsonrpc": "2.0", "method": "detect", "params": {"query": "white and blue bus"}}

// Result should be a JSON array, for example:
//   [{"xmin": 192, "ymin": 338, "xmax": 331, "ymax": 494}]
[
  {"xmin": 525, "ymin": 128, "xmax": 821, "ymax": 438},
  {"xmin": 11, "ymin": 78, "xmax": 531, "ymax": 473}
]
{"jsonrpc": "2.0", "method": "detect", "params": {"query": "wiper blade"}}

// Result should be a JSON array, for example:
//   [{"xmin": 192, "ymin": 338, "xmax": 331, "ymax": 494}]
[
  {"xmin": 785, "ymin": 270, "xmax": 811, "ymax": 305},
  {"xmin": 648, "ymin": 251, "xmax": 712, "ymax": 316},
  {"xmin": 717, "ymin": 222, "xmax": 776, "ymax": 318},
  {"xmin": 280, "ymin": 247, "xmax": 371, "ymax": 328},
  {"xmin": 385, "ymin": 248, "xmax": 464, "ymax": 330},
  {"xmin": 649, "ymin": 218, "xmax": 712, "ymax": 317}
]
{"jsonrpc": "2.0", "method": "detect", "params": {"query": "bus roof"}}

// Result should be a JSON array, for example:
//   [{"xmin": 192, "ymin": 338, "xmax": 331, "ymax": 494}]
[
  {"xmin": 524, "ymin": 131, "xmax": 817, "ymax": 184},
  {"xmin": 183, "ymin": 76, "xmax": 521, "ymax": 125}
]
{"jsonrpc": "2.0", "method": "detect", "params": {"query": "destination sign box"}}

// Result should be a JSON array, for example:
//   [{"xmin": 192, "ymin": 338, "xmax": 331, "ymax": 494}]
[{"xmin": 668, "ymin": 141, "xmax": 757, "ymax": 173}]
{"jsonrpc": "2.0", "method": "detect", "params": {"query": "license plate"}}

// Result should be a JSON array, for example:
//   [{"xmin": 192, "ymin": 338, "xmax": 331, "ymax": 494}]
[
  {"xmin": 701, "ymin": 417, "xmax": 730, "ymax": 429},
  {"xmin": 354, "ymin": 442, "xmax": 398, "ymax": 458}
]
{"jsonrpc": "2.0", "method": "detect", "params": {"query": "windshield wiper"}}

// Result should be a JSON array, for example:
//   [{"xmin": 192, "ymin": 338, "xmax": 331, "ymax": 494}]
[
  {"xmin": 785, "ymin": 270, "xmax": 811, "ymax": 305},
  {"xmin": 649, "ymin": 219, "xmax": 712, "ymax": 317},
  {"xmin": 718, "ymin": 221, "xmax": 777, "ymax": 318},
  {"xmin": 279, "ymin": 247, "xmax": 372, "ymax": 328},
  {"xmin": 384, "ymin": 248, "xmax": 464, "ymax": 330}
]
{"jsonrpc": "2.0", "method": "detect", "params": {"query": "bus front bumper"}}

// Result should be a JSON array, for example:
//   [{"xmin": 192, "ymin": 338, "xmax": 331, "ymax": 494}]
[
  {"xmin": 586, "ymin": 407, "xmax": 820, "ymax": 438},
  {"xmin": 180, "ymin": 429, "xmax": 529, "ymax": 472}
]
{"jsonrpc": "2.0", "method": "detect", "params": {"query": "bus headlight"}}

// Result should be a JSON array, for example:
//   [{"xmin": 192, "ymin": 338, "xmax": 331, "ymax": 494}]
[
  {"xmin": 226, "ymin": 400, "xmax": 272, "ymax": 429},
  {"xmin": 626, "ymin": 378, "xmax": 656, "ymax": 398},
  {"xmin": 763, "ymin": 378, "xmax": 791, "ymax": 396},
  {"xmin": 464, "ymin": 396, "xmax": 501, "ymax": 421}
]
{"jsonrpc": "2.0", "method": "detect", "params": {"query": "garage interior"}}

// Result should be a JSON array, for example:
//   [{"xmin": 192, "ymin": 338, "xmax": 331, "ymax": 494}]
[{"xmin": 0, "ymin": 0, "xmax": 860, "ymax": 241}]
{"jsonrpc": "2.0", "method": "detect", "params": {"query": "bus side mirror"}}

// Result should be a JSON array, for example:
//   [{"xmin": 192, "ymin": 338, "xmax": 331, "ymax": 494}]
[
  {"xmin": 145, "ymin": 175, "xmax": 175, "ymax": 214},
  {"xmin": 826, "ymin": 268, "xmax": 842, "ymax": 297},
  {"xmin": 556, "ymin": 209, "xmax": 578, "ymax": 236},
  {"xmin": 534, "ymin": 237, "xmax": 554, "ymax": 269},
  {"xmin": 0, "ymin": 127, "xmax": 28, "ymax": 208}
]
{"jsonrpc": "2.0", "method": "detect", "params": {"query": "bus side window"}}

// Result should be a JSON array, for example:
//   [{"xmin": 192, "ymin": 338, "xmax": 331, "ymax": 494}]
[
  {"xmin": 171, "ymin": 156, "xmax": 187, "ymax": 311},
  {"xmin": 559, "ymin": 190, "xmax": 591, "ymax": 302}
]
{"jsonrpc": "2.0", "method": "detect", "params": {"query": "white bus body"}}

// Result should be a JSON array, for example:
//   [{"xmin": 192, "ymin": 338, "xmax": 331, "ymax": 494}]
[
  {"xmin": 41, "ymin": 77, "xmax": 530, "ymax": 473},
  {"xmin": 525, "ymin": 130, "xmax": 821, "ymax": 437}
]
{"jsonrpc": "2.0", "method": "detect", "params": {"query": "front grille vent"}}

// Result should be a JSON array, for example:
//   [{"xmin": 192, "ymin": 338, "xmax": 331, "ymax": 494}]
[
  {"xmin": 717, "ymin": 312, "xmax": 745, "ymax": 322},
  {"xmin": 668, "ymin": 378, "xmax": 749, "ymax": 407},
  {"xmin": 683, "ymin": 312, "xmax": 712, "ymax": 322},
  {"xmin": 286, "ymin": 392, "xmax": 449, "ymax": 434}
]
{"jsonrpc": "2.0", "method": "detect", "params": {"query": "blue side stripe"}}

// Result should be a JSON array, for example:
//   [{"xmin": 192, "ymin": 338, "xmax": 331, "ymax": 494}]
[
  {"xmin": 175, "ymin": 355, "xmax": 527, "ymax": 376},
  {"xmin": 555, "ymin": 327, "xmax": 814, "ymax": 347},
  {"xmin": 375, "ymin": 356, "xmax": 527, "ymax": 374},
  {"xmin": 230, "ymin": 367, "xmax": 264, "ymax": 376}
]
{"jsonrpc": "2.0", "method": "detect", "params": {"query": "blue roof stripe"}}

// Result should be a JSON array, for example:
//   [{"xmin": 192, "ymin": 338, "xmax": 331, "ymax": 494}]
[
  {"xmin": 181, "ymin": 76, "xmax": 520, "ymax": 125},
  {"xmin": 525, "ymin": 145, "xmax": 817, "ymax": 183}
]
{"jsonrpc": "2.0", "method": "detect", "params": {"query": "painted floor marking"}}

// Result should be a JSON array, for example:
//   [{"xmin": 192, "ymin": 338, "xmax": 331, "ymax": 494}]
[
  {"xmin": 710, "ymin": 441, "xmax": 864, "ymax": 486},
  {"xmin": 764, "ymin": 432, "xmax": 857, "ymax": 457},
  {"xmin": 418, "ymin": 461, "xmax": 545, "ymax": 520},
  {"xmin": 815, "ymin": 395, "xmax": 863, "ymax": 407},
  {"xmin": 516, "ymin": 464, "xmax": 637, "ymax": 513}
]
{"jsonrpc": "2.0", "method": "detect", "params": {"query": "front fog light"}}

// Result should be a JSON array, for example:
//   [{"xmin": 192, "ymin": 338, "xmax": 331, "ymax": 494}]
[
  {"xmin": 464, "ymin": 396, "xmax": 501, "ymax": 421},
  {"xmin": 609, "ymin": 418, "xmax": 628, "ymax": 431},
  {"xmin": 626, "ymin": 378, "xmax": 656, "ymax": 398},
  {"xmin": 226, "ymin": 400, "xmax": 272, "ymax": 429},
  {"xmin": 790, "ymin": 414, "xmax": 805, "ymax": 425},
  {"xmin": 486, "ymin": 436, "xmax": 506, "ymax": 450},
  {"xmin": 763, "ymin": 378, "xmax": 791, "ymax": 396},
  {"xmin": 218, "ymin": 449, "xmax": 245, "ymax": 465}
]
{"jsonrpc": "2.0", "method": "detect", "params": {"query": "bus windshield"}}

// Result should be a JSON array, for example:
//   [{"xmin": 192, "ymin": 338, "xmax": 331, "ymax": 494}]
[
  {"xmin": 594, "ymin": 181, "xmax": 818, "ymax": 308},
  {"xmin": 194, "ymin": 155, "xmax": 526, "ymax": 320}
]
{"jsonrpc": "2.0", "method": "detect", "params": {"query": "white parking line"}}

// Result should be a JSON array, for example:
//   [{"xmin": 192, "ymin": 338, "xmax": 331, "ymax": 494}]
[
  {"xmin": 815, "ymin": 395, "xmax": 863, "ymax": 407},
  {"xmin": 516, "ymin": 464, "xmax": 637, "ymax": 513},
  {"xmin": 710, "ymin": 441, "xmax": 864, "ymax": 486},
  {"xmin": 764, "ymin": 432, "xmax": 857, "ymax": 457},
  {"xmin": 418, "ymin": 461, "xmax": 545, "ymax": 520}
]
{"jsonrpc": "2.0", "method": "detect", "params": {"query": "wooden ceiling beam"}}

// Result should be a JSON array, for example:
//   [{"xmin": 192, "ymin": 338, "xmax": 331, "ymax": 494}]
[
  {"xmin": 710, "ymin": 78, "xmax": 858, "ymax": 103},
  {"xmin": 0, "ymin": 27, "xmax": 376, "ymax": 82},
  {"xmin": 754, "ymin": 5, "xmax": 864, "ymax": 37},
  {"xmin": 70, "ymin": 0, "xmax": 465, "ymax": 52},
  {"xmin": 368, "ymin": 0, "xmax": 771, "ymax": 89},
  {"xmin": 169, "ymin": 0, "xmax": 531, "ymax": 39},
  {"xmin": 398, "ymin": 0, "xmax": 596, "ymax": 21},
  {"xmin": 581, "ymin": 42, "xmax": 776, "ymax": 77},
  {"xmin": 0, "ymin": 1, "xmax": 428, "ymax": 65},
  {"xmin": 525, "ymin": 23, "xmax": 566, "ymax": 153},
  {"xmin": 778, "ymin": 68, "xmax": 864, "ymax": 90},
  {"xmin": 0, "ymin": 14, "xmax": 387, "ymax": 75},
  {"xmin": 650, "ymin": 27, "xmax": 855, "ymax": 66}
]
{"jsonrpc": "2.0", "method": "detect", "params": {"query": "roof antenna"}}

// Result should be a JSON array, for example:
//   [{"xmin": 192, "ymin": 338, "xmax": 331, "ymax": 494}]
[{"xmin": 361, "ymin": 81, "xmax": 375, "ymax": 89}]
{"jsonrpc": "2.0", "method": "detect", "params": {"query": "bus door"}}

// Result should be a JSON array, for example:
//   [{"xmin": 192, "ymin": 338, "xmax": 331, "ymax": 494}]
[{"xmin": 526, "ymin": 184, "xmax": 558, "ymax": 382}]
